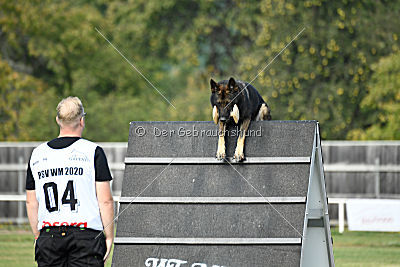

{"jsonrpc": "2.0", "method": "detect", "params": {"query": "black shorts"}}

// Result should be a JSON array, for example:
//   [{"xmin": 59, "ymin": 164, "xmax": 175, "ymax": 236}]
[{"xmin": 35, "ymin": 226, "xmax": 106, "ymax": 267}]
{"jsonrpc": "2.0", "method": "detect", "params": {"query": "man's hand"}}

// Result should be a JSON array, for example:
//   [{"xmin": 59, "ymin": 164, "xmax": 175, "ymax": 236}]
[
  {"xmin": 34, "ymin": 232, "xmax": 40, "ymax": 240},
  {"xmin": 103, "ymin": 237, "xmax": 113, "ymax": 262}
]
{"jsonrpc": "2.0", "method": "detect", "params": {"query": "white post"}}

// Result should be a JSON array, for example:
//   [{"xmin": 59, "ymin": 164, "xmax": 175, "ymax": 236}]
[
  {"xmin": 338, "ymin": 201, "xmax": 345, "ymax": 233},
  {"xmin": 375, "ymin": 157, "xmax": 380, "ymax": 199},
  {"xmin": 17, "ymin": 156, "xmax": 24, "ymax": 224}
]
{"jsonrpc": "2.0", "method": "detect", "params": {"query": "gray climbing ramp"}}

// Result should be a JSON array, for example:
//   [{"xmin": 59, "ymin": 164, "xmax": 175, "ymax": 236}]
[{"xmin": 112, "ymin": 121, "xmax": 334, "ymax": 267}]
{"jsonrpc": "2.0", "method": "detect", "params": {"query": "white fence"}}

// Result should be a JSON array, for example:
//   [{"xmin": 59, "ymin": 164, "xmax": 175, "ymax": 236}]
[
  {"xmin": 1, "ymin": 160, "xmax": 399, "ymax": 230},
  {"xmin": 1, "ymin": 141, "xmax": 400, "ymax": 228}
]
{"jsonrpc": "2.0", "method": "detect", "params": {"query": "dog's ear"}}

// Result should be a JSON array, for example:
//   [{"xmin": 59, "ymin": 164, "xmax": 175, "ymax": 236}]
[
  {"xmin": 228, "ymin": 77, "xmax": 237, "ymax": 91},
  {"xmin": 210, "ymin": 79, "xmax": 218, "ymax": 93}
]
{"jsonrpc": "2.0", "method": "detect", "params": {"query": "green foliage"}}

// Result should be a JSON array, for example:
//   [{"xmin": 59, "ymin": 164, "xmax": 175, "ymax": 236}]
[
  {"xmin": 348, "ymin": 52, "xmax": 400, "ymax": 139},
  {"xmin": 19, "ymin": 89, "xmax": 60, "ymax": 141},
  {"xmin": 84, "ymin": 92, "xmax": 152, "ymax": 141},
  {"xmin": 0, "ymin": 57, "xmax": 48, "ymax": 141},
  {"xmin": 236, "ymin": 0, "xmax": 400, "ymax": 139},
  {"xmin": 0, "ymin": 0, "xmax": 399, "ymax": 141}
]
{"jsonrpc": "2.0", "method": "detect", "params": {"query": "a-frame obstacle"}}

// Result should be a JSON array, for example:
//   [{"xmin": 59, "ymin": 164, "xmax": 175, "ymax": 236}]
[{"xmin": 112, "ymin": 121, "xmax": 334, "ymax": 267}]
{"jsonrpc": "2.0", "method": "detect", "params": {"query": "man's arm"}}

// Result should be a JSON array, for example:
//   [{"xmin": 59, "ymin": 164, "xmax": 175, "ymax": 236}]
[
  {"xmin": 96, "ymin": 181, "xmax": 114, "ymax": 262},
  {"xmin": 26, "ymin": 190, "xmax": 39, "ymax": 238}
]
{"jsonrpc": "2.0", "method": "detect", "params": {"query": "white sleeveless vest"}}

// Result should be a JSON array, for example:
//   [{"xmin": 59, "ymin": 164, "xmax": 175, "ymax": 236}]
[{"xmin": 30, "ymin": 139, "xmax": 103, "ymax": 231}]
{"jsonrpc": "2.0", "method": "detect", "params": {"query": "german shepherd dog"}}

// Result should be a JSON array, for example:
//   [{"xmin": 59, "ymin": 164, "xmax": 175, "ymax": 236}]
[{"xmin": 210, "ymin": 77, "xmax": 271, "ymax": 161}]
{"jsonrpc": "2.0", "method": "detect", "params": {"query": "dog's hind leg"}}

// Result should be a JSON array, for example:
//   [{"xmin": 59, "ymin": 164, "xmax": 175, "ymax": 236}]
[
  {"xmin": 256, "ymin": 103, "xmax": 271, "ymax": 121},
  {"xmin": 234, "ymin": 118, "xmax": 251, "ymax": 162},
  {"xmin": 216, "ymin": 121, "xmax": 226, "ymax": 160}
]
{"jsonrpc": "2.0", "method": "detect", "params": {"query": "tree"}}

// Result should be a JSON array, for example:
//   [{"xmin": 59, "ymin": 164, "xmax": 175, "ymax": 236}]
[
  {"xmin": 0, "ymin": 57, "xmax": 50, "ymax": 140},
  {"xmin": 236, "ymin": 0, "xmax": 400, "ymax": 139},
  {"xmin": 1, "ymin": 0, "xmax": 400, "ymax": 141},
  {"xmin": 107, "ymin": 0, "xmax": 400, "ymax": 139},
  {"xmin": 348, "ymin": 52, "xmax": 400, "ymax": 139}
]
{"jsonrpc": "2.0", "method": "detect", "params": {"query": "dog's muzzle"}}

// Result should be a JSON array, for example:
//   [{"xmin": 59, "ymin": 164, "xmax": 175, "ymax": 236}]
[{"xmin": 219, "ymin": 117, "xmax": 228, "ymax": 122}]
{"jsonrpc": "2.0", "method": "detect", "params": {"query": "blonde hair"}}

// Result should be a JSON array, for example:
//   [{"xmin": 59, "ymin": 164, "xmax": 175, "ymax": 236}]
[{"xmin": 56, "ymin": 96, "xmax": 85, "ymax": 128}]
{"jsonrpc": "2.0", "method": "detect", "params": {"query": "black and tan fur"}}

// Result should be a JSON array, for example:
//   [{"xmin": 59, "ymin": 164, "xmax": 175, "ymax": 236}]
[{"xmin": 210, "ymin": 77, "xmax": 271, "ymax": 161}]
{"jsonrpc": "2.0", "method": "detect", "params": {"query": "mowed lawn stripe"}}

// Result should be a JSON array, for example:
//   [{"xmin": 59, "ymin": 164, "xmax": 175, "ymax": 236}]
[{"xmin": 0, "ymin": 227, "xmax": 399, "ymax": 267}]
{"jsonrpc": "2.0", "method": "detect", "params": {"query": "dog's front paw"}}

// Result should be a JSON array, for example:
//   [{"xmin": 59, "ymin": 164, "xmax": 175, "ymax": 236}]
[
  {"xmin": 233, "ymin": 151, "xmax": 245, "ymax": 162},
  {"xmin": 216, "ymin": 150, "xmax": 226, "ymax": 160}
]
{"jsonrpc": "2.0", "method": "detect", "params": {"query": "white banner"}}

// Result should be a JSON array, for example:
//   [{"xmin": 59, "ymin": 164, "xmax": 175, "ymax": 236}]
[{"xmin": 346, "ymin": 199, "xmax": 400, "ymax": 232}]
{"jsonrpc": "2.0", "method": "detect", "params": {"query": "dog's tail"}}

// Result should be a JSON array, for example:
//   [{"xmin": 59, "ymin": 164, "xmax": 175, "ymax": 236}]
[{"xmin": 257, "ymin": 103, "xmax": 272, "ymax": 121}]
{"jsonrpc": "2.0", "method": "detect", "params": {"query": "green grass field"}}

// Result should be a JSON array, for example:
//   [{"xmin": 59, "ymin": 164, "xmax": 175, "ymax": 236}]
[
  {"xmin": 0, "ymin": 225, "xmax": 399, "ymax": 266},
  {"xmin": 0, "ymin": 224, "xmax": 113, "ymax": 267},
  {"xmin": 331, "ymin": 228, "xmax": 400, "ymax": 267}
]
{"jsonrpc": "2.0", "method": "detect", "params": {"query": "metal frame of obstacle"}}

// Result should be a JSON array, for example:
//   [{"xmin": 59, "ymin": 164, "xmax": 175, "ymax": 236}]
[
  {"xmin": 113, "ymin": 121, "xmax": 334, "ymax": 267},
  {"xmin": 300, "ymin": 125, "xmax": 334, "ymax": 266}
]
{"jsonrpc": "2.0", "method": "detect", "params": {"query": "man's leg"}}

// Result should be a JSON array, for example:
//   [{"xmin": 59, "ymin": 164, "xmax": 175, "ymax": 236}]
[
  {"xmin": 68, "ymin": 229, "xmax": 107, "ymax": 267},
  {"xmin": 35, "ymin": 229, "xmax": 68, "ymax": 267}
]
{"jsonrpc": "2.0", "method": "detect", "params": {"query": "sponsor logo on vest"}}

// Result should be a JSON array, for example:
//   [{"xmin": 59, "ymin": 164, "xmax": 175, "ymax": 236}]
[
  {"xmin": 42, "ymin": 221, "xmax": 87, "ymax": 228},
  {"xmin": 69, "ymin": 149, "xmax": 89, "ymax": 162}
]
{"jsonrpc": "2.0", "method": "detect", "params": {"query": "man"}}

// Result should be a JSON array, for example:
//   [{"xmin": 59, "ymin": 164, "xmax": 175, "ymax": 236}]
[{"xmin": 26, "ymin": 96, "xmax": 114, "ymax": 266}]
